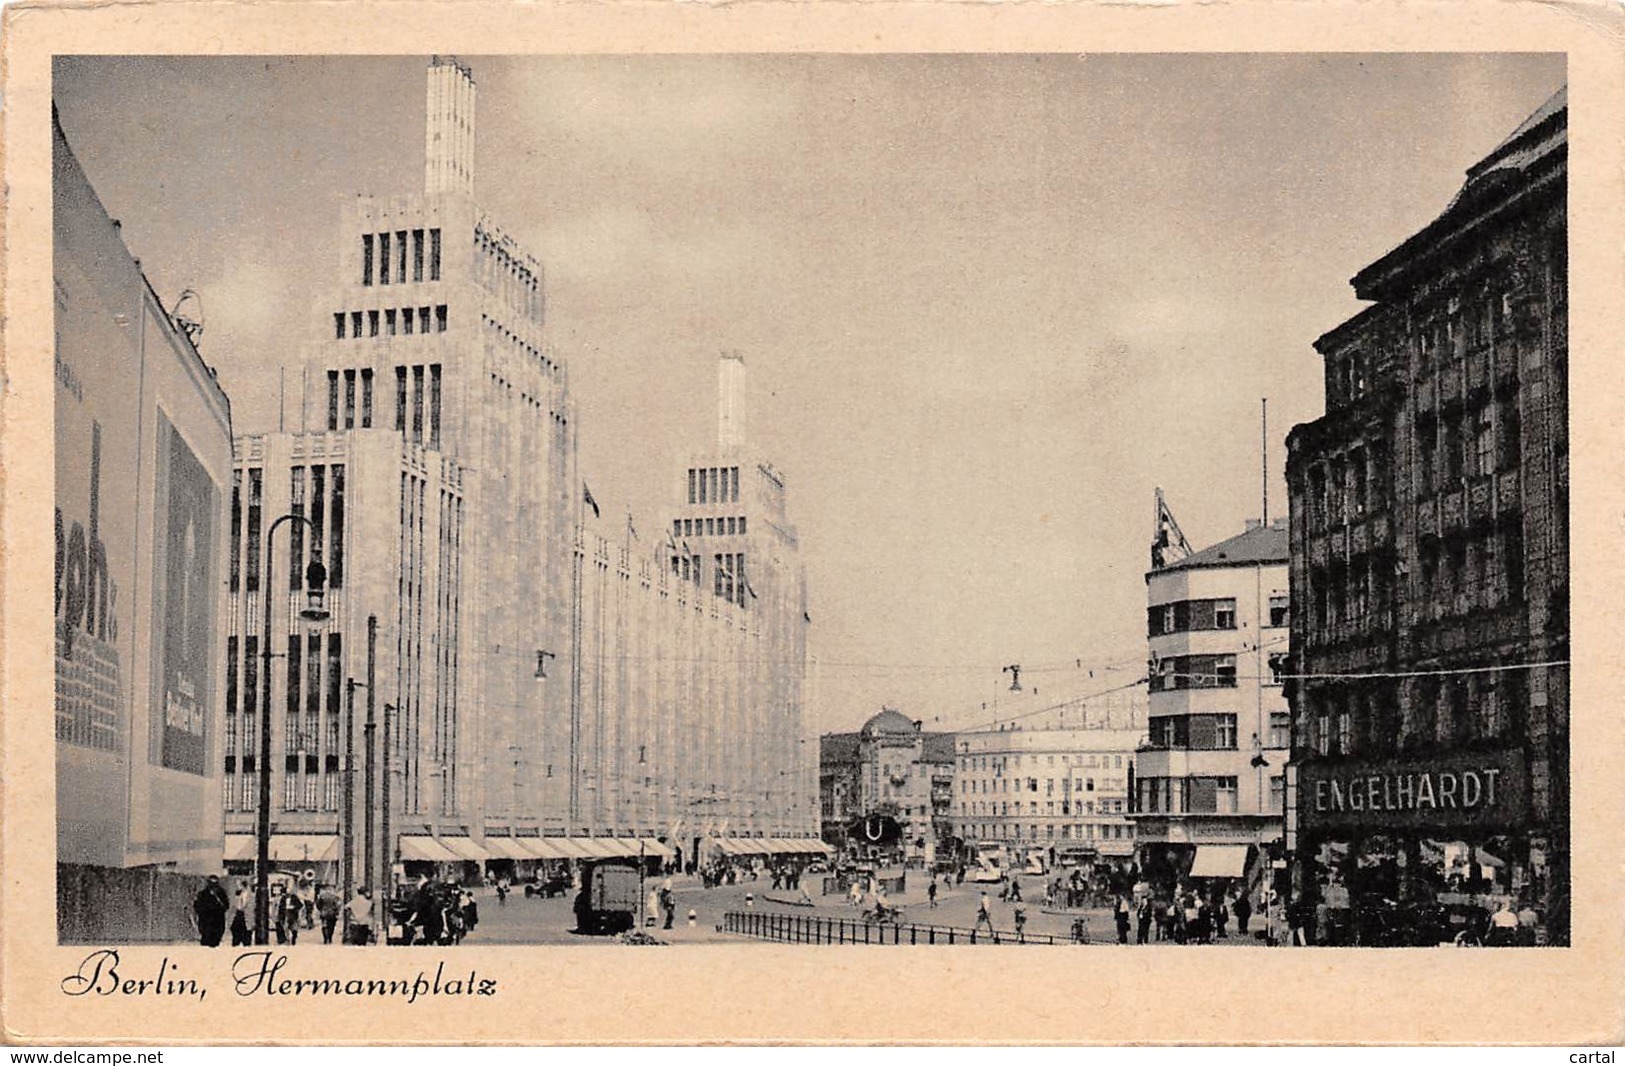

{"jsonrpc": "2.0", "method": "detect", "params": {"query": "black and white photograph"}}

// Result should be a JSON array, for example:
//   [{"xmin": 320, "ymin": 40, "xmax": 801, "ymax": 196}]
[{"xmin": 6, "ymin": 3, "xmax": 1620, "ymax": 1044}]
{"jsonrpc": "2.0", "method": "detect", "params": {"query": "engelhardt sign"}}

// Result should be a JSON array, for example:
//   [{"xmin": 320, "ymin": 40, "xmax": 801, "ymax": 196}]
[{"xmin": 1297, "ymin": 749, "xmax": 1528, "ymax": 831}]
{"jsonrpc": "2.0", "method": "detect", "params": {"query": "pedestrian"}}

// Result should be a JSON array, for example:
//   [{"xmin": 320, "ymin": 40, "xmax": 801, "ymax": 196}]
[
  {"xmin": 928, "ymin": 877, "xmax": 939, "ymax": 908},
  {"xmin": 461, "ymin": 888, "xmax": 480, "ymax": 937},
  {"xmin": 1009, "ymin": 876, "xmax": 1022, "ymax": 903},
  {"xmin": 346, "ymin": 887, "xmax": 374, "ymax": 945},
  {"xmin": 1013, "ymin": 902, "xmax": 1027, "ymax": 944},
  {"xmin": 849, "ymin": 880, "xmax": 863, "ymax": 909},
  {"xmin": 1136, "ymin": 897, "xmax": 1153, "ymax": 945},
  {"xmin": 1487, "ymin": 900, "xmax": 1520, "ymax": 947},
  {"xmin": 192, "ymin": 875, "xmax": 230, "ymax": 948},
  {"xmin": 974, "ymin": 890, "xmax": 995, "ymax": 936},
  {"xmin": 1115, "ymin": 895, "xmax": 1132, "ymax": 945},
  {"xmin": 660, "ymin": 878, "xmax": 676, "ymax": 930},
  {"xmin": 230, "ymin": 882, "xmax": 254, "ymax": 947},
  {"xmin": 316, "ymin": 883, "xmax": 341, "ymax": 944},
  {"xmin": 1214, "ymin": 894, "xmax": 1230, "ymax": 939},
  {"xmin": 1233, "ymin": 891, "xmax": 1252, "ymax": 937},
  {"xmin": 416, "ymin": 878, "xmax": 445, "ymax": 945},
  {"xmin": 277, "ymin": 887, "xmax": 303, "ymax": 945}
]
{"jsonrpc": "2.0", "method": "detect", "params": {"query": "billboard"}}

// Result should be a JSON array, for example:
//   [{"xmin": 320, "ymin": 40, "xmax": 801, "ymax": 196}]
[{"xmin": 151, "ymin": 414, "xmax": 219, "ymax": 776}]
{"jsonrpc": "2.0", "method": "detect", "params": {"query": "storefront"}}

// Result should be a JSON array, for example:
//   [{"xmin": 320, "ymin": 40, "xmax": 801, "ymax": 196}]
[{"xmin": 1295, "ymin": 747, "xmax": 1550, "ymax": 946}]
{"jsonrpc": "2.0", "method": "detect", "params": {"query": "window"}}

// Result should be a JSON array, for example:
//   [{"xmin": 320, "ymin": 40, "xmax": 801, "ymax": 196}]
[
  {"xmin": 1162, "ymin": 604, "xmax": 1176, "ymax": 634},
  {"xmin": 403, "ymin": 306, "xmax": 414, "ymax": 335},
  {"xmin": 326, "ymin": 370, "xmax": 339, "ymax": 431},
  {"xmin": 1215, "ymin": 714, "xmax": 1237, "ymax": 750},
  {"xmin": 361, "ymin": 369, "xmax": 374, "ymax": 428},
  {"xmin": 1213, "ymin": 655, "xmax": 1238, "ymax": 687},
  {"xmin": 1475, "ymin": 408, "xmax": 1496, "ymax": 477},
  {"xmin": 436, "ymin": 305, "xmax": 448, "ymax": 332},
  {"xmin": 1269, "ymin": 711, "xmax": 1291, "ymax": 748},
  {"xmin": 366, "ymin": 310, "xmax": 379, "ymax": 338},
  {"xmin": 1268, "ymin": 652, "xmax": 1288, "ymax": 686},
  {"xmin": 1208, "ymin": 598, "xmax": 1233, "ymax": 630},
  {"xmin": 1269, "ymin": 775, "xmax": 1285, "ymax": 813},
  {"xmin": 334, "ymin": 312, "xmax": 345, "ymax": 341},
  {"xmin": 351, "ymin": 311, "xmax": 363, "ymax": 339},
  {"xmin": 1336, "ymin": 708, "xmax": 1353, "ymax": 755},
  {"xmin": 411, "ymin": 365, "xmax": 424, "ymax": 443},
  {"xmin": 430, "ymin": 228, "xmax": 442, "ymax": 281},
  {"xmin": 379, "ymin": 233, "xmax": 391, "ymax": 284},
  {"xmin": 1269, "ymin": 595, "xmax": 1289, "ymax": 628},
  {"xmin": 1349, "ymin": 448, "xmax": 1368, "ymax": 515},
  {"xmin": 344, "ymin": 369, "xmax": 356, "ymax": 429},
  {"xmin": 429, "ymin": 364, "xmax": 442, "ymax": 449},
  {"xmin": 739, "ymin": 517, "xmax": 747, "ymax": 535},
  {"xmin": 396, "ymin": 231, "xmax": 408, "ymax": 283},
  {"xmin": 413, "ymin": 229, "xmax": 425, "ymax": 282},
  {"xmin": 385, "ymin": 308, "xmax": 398, "ymax": 336},
  {"xmin": 419, "ymin": 307, "xmax": 431, "ymax": 334},
  {"xmin": 362, "ymin": 235, "xmax": 374, "ymax": 286}
]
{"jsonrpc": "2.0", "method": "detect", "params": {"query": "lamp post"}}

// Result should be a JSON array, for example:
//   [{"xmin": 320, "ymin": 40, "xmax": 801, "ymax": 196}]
[{"xmin": 256, "ymin": 514, "xmax": 328, "ymax": 946}]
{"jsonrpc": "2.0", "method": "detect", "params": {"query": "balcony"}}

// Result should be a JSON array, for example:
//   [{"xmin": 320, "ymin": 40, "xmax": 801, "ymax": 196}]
[
  {"xmin": 1441, "ymin": 487, "xmax": 1465, "ymax": 534},
  {"xmin": 1440, "ymin": 370, "xmax": 1462, "ymax": 407},
  {"xmin": 1466, "ymin": 349, "xmax": 1490, "ymax": 396},
  {"xmin": 1417, "ymin": 498, "xmax": 1438, "ymax": 538},
  {"xmin": 1414, "ymin": 378, "xmax": 1436, "ymax": 413},
  {"xmin": 1494, "ymin": 342, "xmax": 1519, "ymax": 387},
  {"xmin": 1468, "ymin": 475, "xmax": 1494, "ymax": 525},
  {"xmin": 1497, "ymin": 470, "xmax": 1521, "ymax": 514}
]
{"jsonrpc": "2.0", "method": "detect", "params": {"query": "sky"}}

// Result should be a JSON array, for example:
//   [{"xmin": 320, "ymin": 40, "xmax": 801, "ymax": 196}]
[{"xmin": 52, "ymin": 52, "xmax": 1565, "ymax": 736}]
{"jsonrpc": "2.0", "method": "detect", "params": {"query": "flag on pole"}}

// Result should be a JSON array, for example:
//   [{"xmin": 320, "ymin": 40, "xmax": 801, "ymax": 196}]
[
  {"xmin": 583, "ymin": 481, "xmax": 600, "ymax": 519},
  {"xmin": 1151, "ymin": 487, "xmax": 1192, "ymax": 569}
]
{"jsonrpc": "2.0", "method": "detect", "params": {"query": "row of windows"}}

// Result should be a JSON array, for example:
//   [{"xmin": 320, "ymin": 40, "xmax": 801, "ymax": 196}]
[
  {"xmin": 1148, "ymin": 710, "xmax": 1293, "ymax": 750},
  {"xmin": 362, "ymin": 228, "xmax": 442, "ymax": 287},
  {"xmin": 687, "ymin": 466, "xmax": 740, "ymax": 506},
  {"xmin": 1302, "ymin": 673, "xmax": 1520, "ymax": 759},
  {"xmin": 1137, "ymin": 775, "xmax": 1250, "ymax": 815},
  {"xmin": 962, "ymin": 822, "xmax": 1131, "ymax": 842},
  {"xmin": 222, "ymin": 769, "xmax": 342, "ymax": 812},
  {"xmin": 675, "ymin": 515, "xmax": 746, "ymax": 540},
  {"xmin": 333, "ymin": 305, "xmax": 448, "ymax": 340},
  {"xmin": 1150, "ymin": 654, "xmax": 1238, "ymax": 692},
  {"xmin": 1148, "ymin": 597, "xmax": 1237, "ymax": 635},
  {"xmin": 958, "ymin": 798, "xmax": 1126, "ymax": 816},
  {"xmin": 958, "ymin": 753, "xmax": 1125, "ymax": 772},
  {"xmin": 714, "ymin": 552, "xmax": 747, "ymax": 607},
  {"xmin": 1417, "ymin": 399, "xmax": 1522, "ymax": 493},
  {"xmin": 961, "ymin": 775, "xmax": 1107, "ymax": 795}
]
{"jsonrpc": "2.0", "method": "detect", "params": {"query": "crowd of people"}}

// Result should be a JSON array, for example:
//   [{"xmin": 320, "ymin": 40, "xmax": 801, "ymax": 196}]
[{"xmin": 190, "ymin": 874, "xmax": 481, "ymax": 948}]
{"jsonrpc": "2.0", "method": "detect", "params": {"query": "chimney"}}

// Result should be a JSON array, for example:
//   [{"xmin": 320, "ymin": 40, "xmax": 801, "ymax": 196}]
[
  {"xmin": 718, "ymin": 351, "xmax": 746, "ymax": 450},
  {"xmin": 425, "ymin": 56, "xmax": 476, "ymax": 197}
]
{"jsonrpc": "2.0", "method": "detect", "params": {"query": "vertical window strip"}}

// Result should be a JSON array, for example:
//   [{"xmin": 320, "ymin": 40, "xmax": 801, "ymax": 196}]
[{"xmin": 329, "ymin": 465, "xmax": 345, "ymax": 588}]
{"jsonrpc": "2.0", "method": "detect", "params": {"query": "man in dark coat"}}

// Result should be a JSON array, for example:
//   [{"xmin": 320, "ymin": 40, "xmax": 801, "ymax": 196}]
[{"xmin": 193, "ymin": 875, "xmax": 230, "ymax": 947}]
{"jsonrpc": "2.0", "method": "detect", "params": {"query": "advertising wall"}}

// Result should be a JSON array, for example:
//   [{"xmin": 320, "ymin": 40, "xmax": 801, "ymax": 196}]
[{"xmin": 55, "ymin": 116, "xmax": 231, "ymax": 881}]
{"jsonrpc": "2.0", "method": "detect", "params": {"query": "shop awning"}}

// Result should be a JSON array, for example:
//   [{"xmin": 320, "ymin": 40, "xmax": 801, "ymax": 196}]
[
  {"xmin": 638, "ymin": 838, "xmax": 674, "ymax": 859},
  {"xmin": 1188, "ymin": 844, "xmax": 1250, "ymax": 879},
  {"xmin": 224, "ymin": 835, "xmax": 256, "ymax": 862},
  {"xmin": 268, "ymin": 835, "xmax": 340, "ymax": 863},
  {"xmin": 484, "ymin": 837, "xmax": 533, "ymax": 861},
  {"xmin": 439, "ymin": 836, "xmax": 489, "ymax": 862},
  {"xmin": 399, "ymin": 836, "xmax": 460, "ymax": 863},
  {"xmin": 572, "ymin": 839, "xmax": 625, "ymax": 859},
  {"xmin": 521, "ymin": 838, "xmax": 572, "ymax": 860}
]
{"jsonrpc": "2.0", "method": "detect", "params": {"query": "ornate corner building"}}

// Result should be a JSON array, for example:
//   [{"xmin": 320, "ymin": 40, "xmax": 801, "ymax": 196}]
[{"xmin": 1285, "ymin": 89, "xmax": 1568, "ymax": 944}]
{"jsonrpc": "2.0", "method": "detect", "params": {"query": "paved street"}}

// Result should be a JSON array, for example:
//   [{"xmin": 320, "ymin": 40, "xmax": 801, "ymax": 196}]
[{"xmin": 457, "ymin": 872, "xmax": 1274, "ymax": 947}]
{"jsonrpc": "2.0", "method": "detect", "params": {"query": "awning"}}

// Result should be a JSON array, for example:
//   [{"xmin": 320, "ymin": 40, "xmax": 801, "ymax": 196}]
[
  {"xmin": 483, "ymin": 837, "xmax": 533, "ymax": 861},
  {"xmin": 548, "ymin": 839, "xmax": 596, "ymax": 860},
  {"xmin": 593, "ymin": 839, "xmax": 638, "ymax": 858},
  {"xmin": 521, "ymin": 838, "xmax": 572, "ymax": 860},
  {"xmin": 270, "ymin": 835, "xmax": 339, "ymax": 863},
  {"xmin": 1188, "ymin": 844, "xmax": 1251, "ymax": 879},
  {"xmin": 570, "ymin": 839, "xmax": 623, "ymax": 859},
  {"xmin": 399, "ymin": 836, "xmax": 460, "ymax": 863},
  {"xmin": 224, "ymin": 836, "xmax": 256, "ymax": 862},
  {"xmin": 638, "ymin": 838, "xmax": 674, "ymax": 859},
  {"xmin": 440, "ymin": 836, "xmax": 490, "ymax": 862}
]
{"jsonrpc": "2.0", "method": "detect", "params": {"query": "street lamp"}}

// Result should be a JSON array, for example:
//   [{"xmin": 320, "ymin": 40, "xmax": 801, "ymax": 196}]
[{"xmin": 255, "ymin": 513, "xmax": 328, "ymax": 946}]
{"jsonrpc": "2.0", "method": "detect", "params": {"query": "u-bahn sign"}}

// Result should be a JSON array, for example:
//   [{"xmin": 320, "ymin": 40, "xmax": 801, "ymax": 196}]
[{"xmin": 1296, "ymin": 748, "xmax": 1527, "ymax": 832}]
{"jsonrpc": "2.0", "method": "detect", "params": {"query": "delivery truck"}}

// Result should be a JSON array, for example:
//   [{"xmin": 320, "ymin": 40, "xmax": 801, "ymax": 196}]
[{"xmin": 572, "ymin": 859, "xmax": 642, "ymax": 935}]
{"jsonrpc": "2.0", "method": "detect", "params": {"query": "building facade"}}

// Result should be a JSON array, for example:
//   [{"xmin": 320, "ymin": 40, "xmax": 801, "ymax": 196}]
[
  {"xmin": 220, "ymin": 57, "xmax": 816, "ymax": 887},
  {"xmin": 55, "ymin": 113, "xmax": 234, "ymax": 940},
  {"xmin": 1132, "ymin": 515, "xmax": 1291, "ymax": 900},
  {"xmin": 1285, "ymin": 89, "xmax": 1568, "ymax": 945},
  {"xmin": 819, "ymin": 710, "xmax": 955, "ymax": 862},
  {"xmin": 956, "ymin": 722, "xmax": 1144, "ymax": 867}
]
